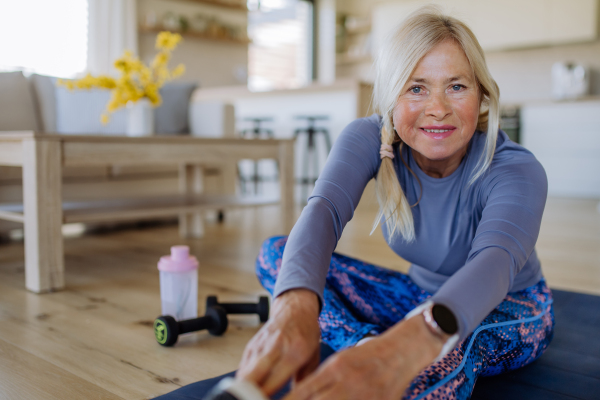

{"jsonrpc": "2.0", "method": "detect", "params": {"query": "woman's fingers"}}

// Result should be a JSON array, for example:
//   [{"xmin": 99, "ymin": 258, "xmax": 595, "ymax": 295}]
[
  {"xmin": 293, "ymin": 345, "xmax": 320, "ymax": 383},
  {"xmin": 254, "ymin": 332, "xmax": 321, "ymax": 395},
  {"xmin": 309, "ymin": 385, "xmax": 342, "ymax": 400},
  {"xmin": 239, "ymin": 341, "xmax": 319, "ymax": 396},
  {"xmin": 260, "ymin": 356, "xmax": 303, "ymax": 395},
  {"xmin": 237, "ymin": 339, "xmax": 282, "ymax": 384},
  {"xmin": 283, "ymin": 362, "xmax": 335, "ymax": 400},
  {"xmin": 237, "ymin": 290, "xmax": 322, "ymax": 395}
]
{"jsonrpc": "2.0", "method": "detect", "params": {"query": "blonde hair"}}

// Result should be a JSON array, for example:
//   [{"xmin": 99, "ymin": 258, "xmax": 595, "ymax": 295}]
[{"xmin": 372, "ymin": 5, "xmax": 500, "ymax": 242}]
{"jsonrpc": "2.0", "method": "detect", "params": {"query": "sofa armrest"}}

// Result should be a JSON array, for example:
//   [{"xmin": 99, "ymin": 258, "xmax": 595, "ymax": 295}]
[{"xmin": 189, "ymin": 100, "xmax": 235, "ymax": 138}]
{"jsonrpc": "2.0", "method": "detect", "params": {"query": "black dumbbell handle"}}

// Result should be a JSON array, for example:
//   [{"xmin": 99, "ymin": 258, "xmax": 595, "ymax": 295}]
[
  {"xmin": 207, "ymin": 296, "xmax": 269, "ymax": 323},
  {"xmin": 178, "ymin": 315, "xmax": 214, "ymax": 334},
  {"xmin": 219, "ymin": 303, "xmax": 259, "ymax": 314}
]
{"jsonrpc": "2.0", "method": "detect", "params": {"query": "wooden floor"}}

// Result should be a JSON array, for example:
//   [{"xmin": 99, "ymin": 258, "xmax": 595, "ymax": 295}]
[{"xmin": 0, "ymin": 195, "xmax": 598, "ymax": 399}]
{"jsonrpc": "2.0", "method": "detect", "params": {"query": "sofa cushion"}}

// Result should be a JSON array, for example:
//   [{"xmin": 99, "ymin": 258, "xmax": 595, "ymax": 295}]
[
  {"xmin": 29, "ymin": 74, "xmax": 58, "ymax": 133},
  {"xmin": 155, "ymin": 82, "xmax": 198, "ymax": 135},
  {"xmin": 55, "ymin": 86, "xmax": 128, "ymax": 135},
  {"xmin": 55, "ymin": 81, "xmax": 198, "ymax": 135},
  {"xmin": 0, "ymin": 71, "xmax": 40, "ymax": 131}
]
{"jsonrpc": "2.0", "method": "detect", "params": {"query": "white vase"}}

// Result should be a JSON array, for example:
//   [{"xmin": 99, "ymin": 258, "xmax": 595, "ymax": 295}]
[{"xmin": 127, "ymin": 98, "xmax": 154, "ymax": 137}]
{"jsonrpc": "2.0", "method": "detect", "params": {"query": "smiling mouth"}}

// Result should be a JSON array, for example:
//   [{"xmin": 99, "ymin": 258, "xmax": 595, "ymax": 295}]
[
  {"xmin": 420, "ymin": 127, "xmax": 455, "ymax": 139},
  {"xmin": 422, "ymin": 128, "xmax": 452, "ymax": 133}
]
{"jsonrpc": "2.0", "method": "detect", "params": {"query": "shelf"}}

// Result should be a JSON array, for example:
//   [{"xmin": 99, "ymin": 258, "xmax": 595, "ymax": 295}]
[
  {"xmin": 168, "ymin": 0, "xmax": 248, "ymax": 11},
  {"xmin": 0, "ymin": 194, "xmax": 279, "ymax": 224},
  {"xmin": 139, "ymin": 26, "xmax": 251, "ymax": 45}
]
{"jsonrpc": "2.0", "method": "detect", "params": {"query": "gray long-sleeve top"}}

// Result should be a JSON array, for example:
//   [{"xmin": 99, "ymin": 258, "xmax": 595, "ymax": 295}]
[{"xmin": 273, "ymin": 114, "xmax": 547, "ymax": 341}]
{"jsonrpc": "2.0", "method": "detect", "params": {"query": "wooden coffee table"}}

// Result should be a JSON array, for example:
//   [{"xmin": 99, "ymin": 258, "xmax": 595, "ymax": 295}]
[{"xmin": 0, "ymin": 132, "xmax": 295, "ymax": 293}]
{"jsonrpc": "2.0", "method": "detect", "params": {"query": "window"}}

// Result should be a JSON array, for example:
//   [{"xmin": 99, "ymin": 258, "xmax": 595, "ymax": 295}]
[
  {"xmin": 0, "ymin": 0, "xmax": 88, "ymax": 78},
  {"xmin": 247, "ymin": 0, "xmax": 313, "ymax": 91}
]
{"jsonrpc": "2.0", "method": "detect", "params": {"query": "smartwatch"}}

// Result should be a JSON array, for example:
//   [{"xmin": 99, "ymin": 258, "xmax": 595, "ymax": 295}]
[{"xmin": 404, "ymin": 300, "xmax": 460, "ymax": 362}]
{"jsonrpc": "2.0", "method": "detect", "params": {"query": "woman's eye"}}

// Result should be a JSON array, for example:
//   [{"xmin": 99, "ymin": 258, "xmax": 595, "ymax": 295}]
[
  {"xmin": 451, "ymin": 84, "xmax": 464, "ymax": 91},
  {"xmin": 410, "ymin": 87, "xmax": 422, "ymax": 94}
]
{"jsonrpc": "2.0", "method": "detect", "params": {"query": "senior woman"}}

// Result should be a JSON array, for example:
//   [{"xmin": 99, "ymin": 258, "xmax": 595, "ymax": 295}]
[{"xmin": 237, "ymin": 6, "xmax": 554, "ymax": 400}]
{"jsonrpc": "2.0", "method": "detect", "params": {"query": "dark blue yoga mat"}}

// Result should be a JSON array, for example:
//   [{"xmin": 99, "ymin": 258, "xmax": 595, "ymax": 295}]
[
  {"xmin": 153, "ymin": 344, "xmax": 336, "ymax": 400},
  {"xmin": 155, "ymin": 289, "xmax": 600, "ymax": 400},
  {"xmin": 471, "ymin": 289, "xmax": 600, "ymax": 400}
]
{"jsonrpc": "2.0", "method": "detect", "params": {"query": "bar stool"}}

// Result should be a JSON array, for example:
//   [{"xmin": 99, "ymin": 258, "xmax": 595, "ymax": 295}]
[
  {"xmin": 240, "ymin": 117, "xmax": 274, "ymax": 139},
  {"xmin": 293, "ymin": 115, "xmax": 331, "ymax": 201},
  {"xmin": 238, "ymin": 117, "xmax": 277, "ymax": 195}
]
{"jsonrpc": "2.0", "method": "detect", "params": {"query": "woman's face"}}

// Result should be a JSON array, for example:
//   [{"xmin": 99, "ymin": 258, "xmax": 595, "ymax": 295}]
[{"xmin": 392, "ymin": 39, "xmax": 480, "ymax": 168}]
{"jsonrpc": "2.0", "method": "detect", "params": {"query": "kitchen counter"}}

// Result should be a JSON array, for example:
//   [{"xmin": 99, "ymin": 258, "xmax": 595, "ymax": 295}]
[{"xmin": 192, "ymin": 80, "xmax": 374, "ymax": 203}]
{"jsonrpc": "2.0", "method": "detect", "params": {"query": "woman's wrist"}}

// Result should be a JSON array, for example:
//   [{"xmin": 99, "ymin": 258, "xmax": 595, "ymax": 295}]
[
  {"xmin": 272, "ymin": 289, "xmax": 320, "ymax": 320},
  {"xmin": 378, "ymin": 314, "xmax": 446, "ymax": 377}
]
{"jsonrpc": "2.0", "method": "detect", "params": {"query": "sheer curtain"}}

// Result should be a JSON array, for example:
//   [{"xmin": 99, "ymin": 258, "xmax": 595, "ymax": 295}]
[{"xmin": 87, "ymin": 0, "xmax": 138, "ymax": 75}]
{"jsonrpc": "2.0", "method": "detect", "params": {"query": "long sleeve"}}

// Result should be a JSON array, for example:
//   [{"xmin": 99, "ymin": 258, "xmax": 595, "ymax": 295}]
[
  {"xmin": 273, "ymin": 116, "xmax": 382, "ymax": 303},
  {"xmin": 431, "ymin": 154, "xmax": 548, "ymax": 341}
]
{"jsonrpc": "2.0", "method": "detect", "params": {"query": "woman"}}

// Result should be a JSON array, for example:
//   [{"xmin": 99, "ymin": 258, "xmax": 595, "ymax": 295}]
[{"xmin": 237, "ymin": 6, "xmax": 554, "ymax": 400}]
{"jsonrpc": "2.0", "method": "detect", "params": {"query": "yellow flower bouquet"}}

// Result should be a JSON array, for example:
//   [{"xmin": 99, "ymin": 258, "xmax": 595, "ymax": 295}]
[{"xmin": 60, "ymin": 31, "xmax": 185, "ymax": 124}]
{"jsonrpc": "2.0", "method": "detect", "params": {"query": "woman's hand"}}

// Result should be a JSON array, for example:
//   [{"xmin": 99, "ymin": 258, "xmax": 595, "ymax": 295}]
[
  {"xmin": 236, "ymin": 289, "xmax": 322, "ymax": 396},
  {"xmin": 283, "ymin": 315, "xmax": 445, "ymax": 400}
]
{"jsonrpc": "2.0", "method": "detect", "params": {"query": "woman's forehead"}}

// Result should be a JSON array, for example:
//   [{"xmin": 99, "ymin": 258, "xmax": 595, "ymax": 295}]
[{"xmin": 409, "ymin": 40, "xmax": 475, "ymax": 82}]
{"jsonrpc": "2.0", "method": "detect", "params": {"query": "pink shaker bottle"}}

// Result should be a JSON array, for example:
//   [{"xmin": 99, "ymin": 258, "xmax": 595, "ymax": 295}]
[{"xmin": 158, "ymin": 245, "xmax": 199, "ymax": 321}]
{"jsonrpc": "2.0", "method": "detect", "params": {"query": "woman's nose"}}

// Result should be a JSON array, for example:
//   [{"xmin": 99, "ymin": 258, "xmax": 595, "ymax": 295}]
[{"xmin": 425, "ymin": 91, "xmax": 452, "ymax": 120}]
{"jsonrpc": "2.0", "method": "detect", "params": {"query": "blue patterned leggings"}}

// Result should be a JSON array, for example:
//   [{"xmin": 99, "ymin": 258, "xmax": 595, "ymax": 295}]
[{"xmin": 256, "ymin": 236, "xmax": 555, "ymax": 400}]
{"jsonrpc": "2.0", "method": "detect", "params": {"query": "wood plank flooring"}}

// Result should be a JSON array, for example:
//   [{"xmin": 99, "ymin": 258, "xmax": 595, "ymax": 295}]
[{"xmin": 0, "ymin": 195, "xmax": 598, "ymax": 399}]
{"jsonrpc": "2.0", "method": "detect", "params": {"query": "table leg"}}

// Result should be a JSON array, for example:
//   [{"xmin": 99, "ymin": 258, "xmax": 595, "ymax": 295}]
[
  {"xmin": 220, "ymin": 161, "xmax": 238, "ymax": 196},
  {"xmin": 178, "ymin": 164, "xmax": 204, "ymax": 238},
  {"xmin": 279, "ymin": 141, "xmax": 295, "ymax": 232},
  {"xmin": 22, "ymin": 139, "xmax": 64, "ymax": 293}
]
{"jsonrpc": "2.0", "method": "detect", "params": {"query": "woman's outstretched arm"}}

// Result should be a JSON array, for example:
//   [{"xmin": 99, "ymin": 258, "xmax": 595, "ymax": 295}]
[
  {"xmin": 432, "ymin": 148, "xmax": 548, "ymax": 341},
  {"xmin": 274, "ymin": 116, "xmax": 383, "ymax": 303},
  {"xmin": 237, "ymin": 116, "xmax": 383, "ymax": 394}
]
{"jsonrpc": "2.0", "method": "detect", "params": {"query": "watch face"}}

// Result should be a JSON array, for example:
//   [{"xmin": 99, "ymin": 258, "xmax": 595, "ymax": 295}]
[{"xmin": 432, "ymin": 304, "xmax": 458, "ymax": 335}]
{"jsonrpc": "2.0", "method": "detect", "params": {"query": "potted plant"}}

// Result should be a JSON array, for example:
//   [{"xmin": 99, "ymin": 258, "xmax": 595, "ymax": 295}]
[{"xmin": 60, "ymin": 31, "xmax": 185, "ymax": 136}]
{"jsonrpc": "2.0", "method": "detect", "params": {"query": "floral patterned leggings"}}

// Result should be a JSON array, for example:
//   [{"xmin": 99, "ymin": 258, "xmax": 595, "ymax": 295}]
[{"xmin": 256, "ymin": 236, "xmax": 555, "ymax": 400}]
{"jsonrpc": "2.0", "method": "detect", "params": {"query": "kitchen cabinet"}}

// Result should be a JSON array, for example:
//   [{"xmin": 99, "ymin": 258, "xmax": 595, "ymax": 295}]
[
  {"xmin": 521, "ymin": 99, "xmax": 600, "ymax": 198},
  {"xmin": 372, "ymin": 0, "xmax": 598, "ymax": 53}
]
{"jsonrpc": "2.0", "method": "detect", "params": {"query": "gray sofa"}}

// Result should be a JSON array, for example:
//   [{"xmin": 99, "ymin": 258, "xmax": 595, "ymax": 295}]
[
  {"xmin": 0, "ymin": 71, "xmax": 213, "ymax": 237},
  {"xmin": 0, "ymin": 71, "xmax": 197, "ymax": 135}
]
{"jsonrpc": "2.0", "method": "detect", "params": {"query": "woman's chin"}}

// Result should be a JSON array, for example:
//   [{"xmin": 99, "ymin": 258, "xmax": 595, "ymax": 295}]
[{"xmin": 413, "ymin": 146, "xmax": 458, "ymax": 163}]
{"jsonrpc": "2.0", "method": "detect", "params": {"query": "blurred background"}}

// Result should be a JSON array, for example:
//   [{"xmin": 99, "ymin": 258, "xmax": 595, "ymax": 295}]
[
  {"xmin": 3, "ymin": 0, "xmax": 599, "ymax": 97},
  {"xmin": 1, "ymin": 0, "xmax": 599, "ymax": 203}
]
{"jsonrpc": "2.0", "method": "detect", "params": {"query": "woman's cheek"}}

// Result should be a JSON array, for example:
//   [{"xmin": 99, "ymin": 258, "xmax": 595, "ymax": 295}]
[
  {"xmin": 394, "ymin": 103, "xmax": 421, "ymax": 128},
  {"xmin": 405, "ymin": 100, "xmax": 424, "ymax": 115},
  {"xmin": 456, "ymin": 96, "xmax": 480, "ymax": 123}
]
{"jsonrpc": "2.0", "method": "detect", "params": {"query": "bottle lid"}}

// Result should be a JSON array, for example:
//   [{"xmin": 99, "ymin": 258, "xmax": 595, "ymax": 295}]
[{"xmin": 158, "ymin": 245, "xmax": 199, "ymax": 272}]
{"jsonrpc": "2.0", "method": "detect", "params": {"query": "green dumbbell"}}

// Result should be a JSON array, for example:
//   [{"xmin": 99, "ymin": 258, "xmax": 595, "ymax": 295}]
[{"xmin": 154, "ymin": 306, "xmax": 228, "ymax": 347}]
